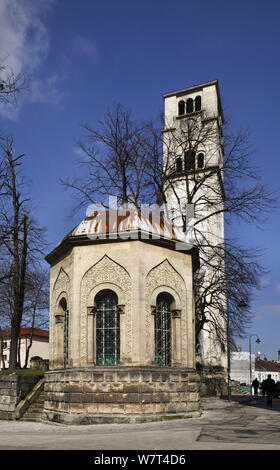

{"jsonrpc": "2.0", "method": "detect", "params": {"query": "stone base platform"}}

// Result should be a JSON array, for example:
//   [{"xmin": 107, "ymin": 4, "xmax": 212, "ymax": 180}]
[{"xmin": 43, "ymin": 366, "xmax": 201, "ymax": 425}]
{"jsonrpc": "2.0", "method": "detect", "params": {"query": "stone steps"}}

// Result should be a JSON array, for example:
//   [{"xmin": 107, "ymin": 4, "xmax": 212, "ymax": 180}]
[
  {"xmin": 19, "ymin": 391, "xmax": 44, "ymax": 422},
  {"xmin": 232, "ymin": 389, "xmax": 250, "ymax": 395}
]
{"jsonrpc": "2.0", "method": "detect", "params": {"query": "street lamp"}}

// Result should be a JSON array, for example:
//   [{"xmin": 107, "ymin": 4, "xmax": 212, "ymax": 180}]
[{"xmin": 249, "ymin": 334, "xmax": 260, "ymax": 395}]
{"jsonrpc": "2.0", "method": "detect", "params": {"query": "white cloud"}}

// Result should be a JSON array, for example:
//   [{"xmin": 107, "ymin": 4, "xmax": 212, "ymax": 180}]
[
  {"xmin": 0, "ymin": 0, "xmax": 59, "ymax": 117},
  {"xmin": 76, "ymin": 35, "xmax": 98, "ymax": 61},
  {"xmin": 0, "ymin": 0, "xmax": 53, "ymax": 74},
  {"xmin": 29, "ymin": 74, "xmax": 63, "ymax": 106}
]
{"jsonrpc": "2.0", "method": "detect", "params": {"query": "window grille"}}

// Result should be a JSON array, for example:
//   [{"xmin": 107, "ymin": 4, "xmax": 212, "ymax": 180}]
[
  {"xmin": 95, "ymin": 290, "xmax": 120, "ymax": 366},
  {"xmin": 154, "ymin": 293, "xmax": 172, "ymax": 366}
]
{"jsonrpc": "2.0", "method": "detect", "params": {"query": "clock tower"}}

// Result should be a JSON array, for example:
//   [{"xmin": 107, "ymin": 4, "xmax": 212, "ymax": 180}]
[{"xmin": 162, "ymin": 80, "xmax": 227, "ymax": 392}]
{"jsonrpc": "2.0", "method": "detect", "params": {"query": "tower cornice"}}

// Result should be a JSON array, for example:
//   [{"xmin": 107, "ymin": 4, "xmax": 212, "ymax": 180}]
[{"xmin": 163, "ymin": 80, "xmax": 224, "ymax": 124}]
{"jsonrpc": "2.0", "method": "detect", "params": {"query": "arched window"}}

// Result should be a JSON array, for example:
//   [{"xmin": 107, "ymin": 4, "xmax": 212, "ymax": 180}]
[
  {"xmin": 154, "ymin": 293, "xmax": 173, "ymax": 366},
  {"xmin": 59, "ymin": 297, "xmax": 67, "ymax": 312},
  {"xmin": 95, "ymin": 289, "xmax": 120, "ymax": 366},
  {"xmin": 186, "ymin": 98, "xmax": 193, "ymax": 114},
  {"xmin": 195, "ymin": 95, "xmax": 201, "ymax": 111},
  {"xmin": 184, "ymin": 149, "xmax": 196, "ymax": 171},
  {"xmin": 176, "ymin": 156, "xmax": 183, "ymax": 172},
  {"xmin": 197, "ymin": 153, "xmax": 204, "ymax": 169},
  {"xmin": 178, "ymin": 100, "xmax": 185, "ymax": 116}
]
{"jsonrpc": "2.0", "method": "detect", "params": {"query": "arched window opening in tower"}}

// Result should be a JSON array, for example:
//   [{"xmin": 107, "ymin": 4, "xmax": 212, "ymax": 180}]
[
  {"xmin": 184, "ymin": 149, "xmax": 196, "ymax": 171},
  {"xmin": 186, "ymin": 98, "xmax": 194, "ymax": 114},
  {"xmin": 195, "ymin": 95, "xmax": 201, "ymax": 112},
  {"xmin": 178, "ymin": 100, "xmax": 185, "ymax": 116},
  {"xmin": 197, "ymin": 153, "xmax": 205, "ymax": 169},
  {"xmin": 176, "ymin": 156, "xmax": 183, "ymax": 172},
  {"xmin": 95, "ymin": 289, "xmax": 120, "ymax": 366}
]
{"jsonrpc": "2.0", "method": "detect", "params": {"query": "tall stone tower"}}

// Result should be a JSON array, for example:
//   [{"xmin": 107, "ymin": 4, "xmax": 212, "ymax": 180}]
[{"xmin": 162, "ymin": 80, "xmax": 227, "ymax": 393}]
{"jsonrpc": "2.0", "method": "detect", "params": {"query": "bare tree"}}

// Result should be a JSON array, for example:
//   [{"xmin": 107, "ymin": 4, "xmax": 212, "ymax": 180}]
[
  {"xmin": 0, "ymin": 137, "xmax": 48, "ymax": 369},
  {"xmin": 61, "ymin": 103, "xmax": 154, "ymax": 213},
  {"xmin": 0, "ymin": 58, "xmax": 26, "ymax": 107},
  {"xmin": 21, "ymin": 267, "xmax": 49, "ymax": 368},
  {"xmin": 145, "ymin": 113, "xmax": 275, "ymax": 349},
  {"xmin": 61, "ymin": 104, "xmax": 276, "ymax": 351},
  {"xmin": 0, "ymin": 264, "xmax": 49, "ymax": 368},
  {"xmin": 0, "ymin": 326, "xmax": 9, "ymax": 369}
]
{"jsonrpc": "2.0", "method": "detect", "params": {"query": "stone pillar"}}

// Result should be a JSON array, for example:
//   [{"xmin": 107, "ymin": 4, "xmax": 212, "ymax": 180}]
[
  {"xmin": 54, "ymin": 314, "xmax": 64, "ymax": 369},
  {"xmin": 87, "ymin": 307, "xmax": 95, "ymax": 364},
  {"xmin": 172, "ymin": 310, "xmax": 182, "ymax": 365},
  {"xmin": 118, "ymin": 305, "xmax": 126, "ymax": 364}
]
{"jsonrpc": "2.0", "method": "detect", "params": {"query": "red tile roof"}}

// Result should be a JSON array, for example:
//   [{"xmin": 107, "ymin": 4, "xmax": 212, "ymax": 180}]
[
  {"xmin": 58, "ymin": 209, "xmax": 189, "ymax": 246},
  {"xmin": 255, "ymin": 358, "xmax": 280, "ymax": 372},
  {"xmin": 1, "ymin": 328, "xmax": 49, "ymax": 340}
]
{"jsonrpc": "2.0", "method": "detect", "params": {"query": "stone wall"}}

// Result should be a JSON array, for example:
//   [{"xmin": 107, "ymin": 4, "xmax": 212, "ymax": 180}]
[
  {"xmin": 44, "ymin": 366, "xmax": 201, "ymax": 424},
  {"xmin": 197, "ymin": 364, "xmax": 227, "ymax": 397},
  {"xmin": 0, "ymin": 374, "xmax": 44, "ymax": 420}
]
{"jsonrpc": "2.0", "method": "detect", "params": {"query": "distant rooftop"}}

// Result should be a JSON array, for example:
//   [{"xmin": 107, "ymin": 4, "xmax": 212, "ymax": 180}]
[
  {"xmin": 2, "ymin": 328, "xmax": 49, "ymax": 340},
  {"xmin": 255, "ymin": 358, "xmax": 280, "ymax": 372}
]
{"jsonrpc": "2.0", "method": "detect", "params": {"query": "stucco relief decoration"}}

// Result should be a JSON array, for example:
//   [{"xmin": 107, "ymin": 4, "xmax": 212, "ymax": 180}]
[
  {"xmin": 52, "ymin": 268, "xmax": 70, "ymax": 306},
  {"xmin": 51, "ymin": 268, "xmax": 70, "ymax": 353},
  {"xmin": 145, "ymin": 259, "xmax": 187, "ymax": 361},
  {"xmin": 80, "ymin": 255, "xmax": 132, "ymax": 364}
]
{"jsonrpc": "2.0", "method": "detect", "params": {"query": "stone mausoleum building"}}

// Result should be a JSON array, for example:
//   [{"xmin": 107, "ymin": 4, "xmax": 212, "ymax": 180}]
[
  {"xmin": 44, "ymin": 210, "xmax": 200, "ymax": 424},
  {"xmin": 44, "ymin": 80, "xmax": 226, "ymax": 424}
]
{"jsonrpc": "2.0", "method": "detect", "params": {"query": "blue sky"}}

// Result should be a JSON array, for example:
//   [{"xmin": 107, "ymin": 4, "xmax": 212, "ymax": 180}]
[{"xmin": 0, "ymin": 0, "xmax": 279, "ymax": 359}]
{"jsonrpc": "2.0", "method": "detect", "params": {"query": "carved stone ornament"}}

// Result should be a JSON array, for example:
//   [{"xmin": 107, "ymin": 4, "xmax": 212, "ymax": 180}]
[
  {"xmin": 80, "ymin": 255, "xmax": 132, "ymax": 365},
  {"xmin": 54, "ymin": 314, "xmax": 64, "ymax": 324},
  {"xmin": 145, "ymin": 259, "xmax": 187, "ymax": 361},
  {"xmin": 172, "ymin": 309, "xmax": 182, "ymax": 318},
  {"xmin": 51, "ymin": 268, "xmax": 70, "ymax": 357},
  {"xmin": 87, "ymin": 306, "xmax": 96, "ymax": 316},
  {"xmin": 117, "ymin": 304, "xmax": 126, "ymax": 314}
]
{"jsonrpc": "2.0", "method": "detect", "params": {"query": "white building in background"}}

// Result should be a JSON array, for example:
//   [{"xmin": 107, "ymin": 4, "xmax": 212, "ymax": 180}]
[
  {"xmin": 231, "ymin": 352, "xmax": 280, "ymax": 385},
  {"xmin": 1, "ymin": 328, "xmax": 49, "ymax": 369},
  {"xmin": 255, "ymin": 358, "xmax": 280, "ymax": 384},
  {"xmin": 230, "ymin": 351, "xmax": 255, "ymax": 385}
]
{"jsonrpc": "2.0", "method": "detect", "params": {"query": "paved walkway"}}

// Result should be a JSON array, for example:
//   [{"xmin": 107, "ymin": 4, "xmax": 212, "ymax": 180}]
[{"xmin": 0, "ymin": 395, "xmax": 279, "ymax": 451}]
